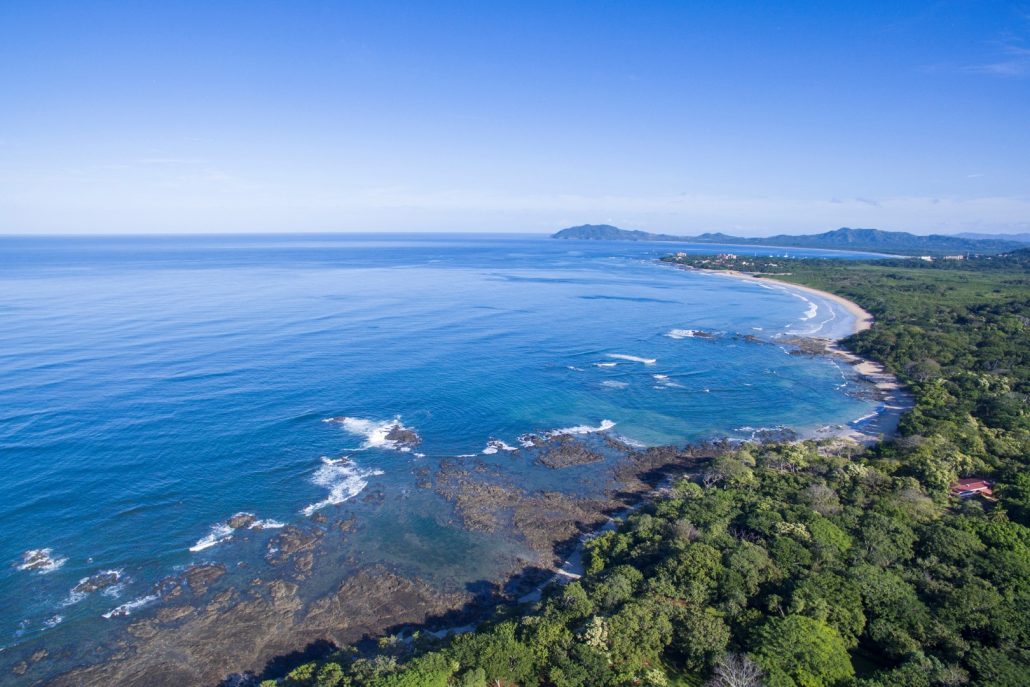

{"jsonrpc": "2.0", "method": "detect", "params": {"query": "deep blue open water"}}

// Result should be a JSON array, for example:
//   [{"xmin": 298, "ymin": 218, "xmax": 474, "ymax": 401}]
[{"xmin": 0, "ymin": 234, "xmax": 886, "ymax": 671}]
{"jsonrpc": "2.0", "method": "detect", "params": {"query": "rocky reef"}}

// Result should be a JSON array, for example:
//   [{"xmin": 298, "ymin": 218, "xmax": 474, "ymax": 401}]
[{"xmin": 36, "ymin": 437, "xmax": 708, "ymax": 687}]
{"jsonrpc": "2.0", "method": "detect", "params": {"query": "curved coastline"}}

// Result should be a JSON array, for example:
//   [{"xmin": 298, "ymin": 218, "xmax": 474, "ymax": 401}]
[
  {"xmin": 687, "ymin": 266, "xmax": 873, "ymax": 337},
  {"xmin": 28, "ymin": 260, "xmax": 905, "ymax": 687},
  {"xmin": 681, "ymin": 265, "xmax": 911, "ymax": 443}
]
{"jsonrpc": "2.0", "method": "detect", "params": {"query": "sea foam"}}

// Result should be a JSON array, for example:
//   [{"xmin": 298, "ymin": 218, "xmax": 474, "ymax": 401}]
[
  {"xmin": 102, "ymin": 594, "xmax": 159, "ymax": 619},
  {"xmin": 607, "ymin": 354, "xmax": 656, "ymax": 365},
  {"xmin": 482, "ymin": 439, "xmax": 518, "ymax": 455},
  {"xmin": 548, "ymin": 419, "xmax": 616, "ymax": 436},
  {"xmin": 323, "ymin": 416, "xmax": 418, "ymax": 450},
  {"xmin": 189, "ymin": 524, "xmax": 235, "ymax": 553},
  {"xmin": 17, "ymin": 548, "xmax": 66, "ymax": 574},
  {"xmin": 302, "ymin": 457, "xmax": 384, "ymax": 516},
  {"xmin": 189, "ymin": 513, "xmax": 285, "ymax": 552}
]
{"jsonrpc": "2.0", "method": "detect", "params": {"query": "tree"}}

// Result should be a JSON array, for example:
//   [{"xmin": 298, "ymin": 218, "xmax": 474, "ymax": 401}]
[
  {"xmin": 751, "ymin": 615, "xmax": 854, "ymax": 687},
  {"xmin": 670, "ymin": 606, "xmax": 730, "ymax": 672},
  {"xmin": 706, "ymin": 653, "xmax": 764, "ymax": 687},
  {"xmin": 315, "ymin": 663, "xmax": 348, "ymax": 687},
  {"xmin": 788, "ymin": 573, "xmax": 865, "ymax": 648},
  {"xmin": 606, "ymin": 599, "xmax": 674, "ymax": 679}
]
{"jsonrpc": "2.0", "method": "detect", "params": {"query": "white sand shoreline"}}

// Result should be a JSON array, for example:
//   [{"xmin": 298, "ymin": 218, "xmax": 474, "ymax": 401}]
[
  {"xmin": 693, "ymin": 268, "xmax": 873, "ymax": 337},
  {"xmin": 676, "ymin": 265, "xmax": 911, "ymax": 445}
]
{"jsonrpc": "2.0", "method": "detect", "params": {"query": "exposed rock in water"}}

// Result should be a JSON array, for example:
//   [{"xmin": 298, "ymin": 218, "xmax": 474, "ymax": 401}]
[
  {"xmin": 155, "ymin": 606, "xmax": 194, "ymax": 623},
  {"xmin": 17, "ymin": 548, "xmax": 61, "ymax": 572},
  {"xmin": 385, "ymin": 424, "xmax": 421, "ymax": 446},
  {"xmin": 613, "ymin": 444, "xmax": 715, "ymax": 493},
  {"xmin": 226, "ymin": 513, "xmax": 257, "ymax": 529},
  {"xmin": 535, "ymin": 436, "xmax": 605, "ymax": 468},
  {"xmin": 433, "ymin": 459, "xmax": 615, "ymax": 566},
  {"xmin": 413, "ymin": 466, "xmax": 432, "ymax": 489},
  {"xmin": 294, "ymin": 551, "xmax": 314, "ymax": 577},
  {"xmin": 779, "ymin": 336, "xmax": 831, "ymax": 356},
  {"xmin": 45, "ymin": 434, "xmax": 710, "ymax": 687},
  {"xmin": 183, "ymin": 564, "xmax": 226, "ymax": 596},
  {"xmin": 73, "ymin": 571, "xmax": 122, "ymax": 594},
  {"xmin": 751, "ymin": 427, "xmax": 800, "ymax": 443},
  {"xmin": 602, "ymin": 434, "xmax": 637, "ymax": 452},
  {"xmin": 266, "ymin": 526, "xmax": 322, "ymax": 565},
  {"xmin": 512, "ymin": 492, "xmax": 613, "ymax": 564},
  {"xmin": 48, "ymin": 566, "xmax": 468, "ymax": 687}
]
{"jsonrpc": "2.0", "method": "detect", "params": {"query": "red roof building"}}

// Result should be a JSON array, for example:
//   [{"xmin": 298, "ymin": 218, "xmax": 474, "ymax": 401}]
[{"xmin": 949, "ymin": 478, "xmax": 994, "ymax": 500}]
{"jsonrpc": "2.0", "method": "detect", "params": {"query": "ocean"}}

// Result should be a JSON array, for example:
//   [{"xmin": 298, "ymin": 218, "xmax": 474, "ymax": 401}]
[{"xmin": 0, "ymin": 234, "xmax": 888, "ymax": 680}]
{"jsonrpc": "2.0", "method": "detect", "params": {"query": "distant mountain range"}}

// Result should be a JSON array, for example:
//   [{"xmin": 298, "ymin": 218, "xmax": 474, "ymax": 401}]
[{"xmin": 551, "ymin": 224, "xmax": 1026, "ymax": 255}]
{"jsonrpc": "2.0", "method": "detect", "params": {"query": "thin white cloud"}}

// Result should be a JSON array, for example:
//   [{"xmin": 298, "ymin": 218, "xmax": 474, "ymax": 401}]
[{"xmin": 963, "ymin": 33, "xmax": 1030, "ymax": 77}]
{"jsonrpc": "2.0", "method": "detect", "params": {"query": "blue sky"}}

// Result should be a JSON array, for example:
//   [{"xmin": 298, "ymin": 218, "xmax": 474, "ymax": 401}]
[{"xmin": 1, "ymin": 1, "xmax": 1028, "ymax": 235}]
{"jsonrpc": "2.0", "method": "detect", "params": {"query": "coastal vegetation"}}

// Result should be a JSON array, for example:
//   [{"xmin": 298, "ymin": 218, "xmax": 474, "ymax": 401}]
[{"xmin": 255, "ymin": 251, "xmax": 1029, "ymax": 687}]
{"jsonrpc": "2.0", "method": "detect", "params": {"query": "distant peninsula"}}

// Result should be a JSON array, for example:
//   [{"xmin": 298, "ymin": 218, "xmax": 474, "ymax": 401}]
[{"xmin": 552, "ymin": 224, "xmax": 1025, "ymax": 255}]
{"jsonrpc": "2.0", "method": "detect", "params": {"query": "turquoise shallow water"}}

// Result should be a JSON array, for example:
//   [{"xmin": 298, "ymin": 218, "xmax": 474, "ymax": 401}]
[{"xmin": 0, "ymin": 234, "xmax": 884, "ymax": 668}]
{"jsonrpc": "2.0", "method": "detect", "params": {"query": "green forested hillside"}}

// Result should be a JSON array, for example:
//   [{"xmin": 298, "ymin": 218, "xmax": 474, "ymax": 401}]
[
  {"xmin": 552, "ymin": 225, "xmax": 1026, "ymax": 256},
  {"xmin": 263, "ymin": 253, "xmax": 1029, "ymax": 687}
]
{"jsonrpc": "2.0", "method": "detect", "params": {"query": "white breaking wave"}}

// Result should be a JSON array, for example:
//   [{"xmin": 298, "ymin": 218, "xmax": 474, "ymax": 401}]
[
  {"xmin": 64, "ymin": 590, "xmax": 87, "ymax": 606},
  {"xmin": 302, "ymin": 457, "xmax": 384, "ymax": 516},
  {"xmin": 607, "ymin": 354, "xmax": 656, "ymax": 365},
  {"xmin": 43, "ymin": 615, "xmax": 63, "ymax": 629},
  {"xmin": 780, "ymin": 288, "xmax": 818, "ymax": 322},
  {"xmin": 548, "ymin": 419, "xmax": 616, "ymax": 436},
  {"xmin": 482, "ymin": 439, "xmax": 518, "ymax": 455},
  {"xmin": 652, "ymin": 374, "xmax": 683, "ymax": 389},
  {"xmin": 17, "ymin": 548, "xmax": 66, "ymax": 574},
  {"xmin": 594, "ymin": 362, "xmax": 618, "ymax": 368},
  {"xmin": 666, "ymin": 329, "xmax": 700, "ymax": 339},
  {"xmin": 614, "ymin": 434, "xmax": 647, "ymax": 448},
  {"xmin": 251, "ymin": 518, "xmax": 285, "ymax": 530},
  {"xmin": 189, "ymin": 513, "xmax": 285, "ymax": 553},
  {"xmin": 64, "ymin": 569, "xmax": 127, "ymax": 606},
  {"xmin": 602, "ymin": 380, "xmax": 629, "ymax": 389},
  {"xmin": 322, "ymin": 416, "xmax": 416, "ymax": 451},
  {"xmin": 102, "ymin": 594, "xmax": 159, "ymax": 619},
  {"xmin": 189, "ymin": 524, "xmax": 235, "ymax": 552}
]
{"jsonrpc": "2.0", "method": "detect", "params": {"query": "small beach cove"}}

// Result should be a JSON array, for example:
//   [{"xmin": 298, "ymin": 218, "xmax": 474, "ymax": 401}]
[{"xmin": 666, "ymin": 261, "xmax": 912, "ymax": 443}]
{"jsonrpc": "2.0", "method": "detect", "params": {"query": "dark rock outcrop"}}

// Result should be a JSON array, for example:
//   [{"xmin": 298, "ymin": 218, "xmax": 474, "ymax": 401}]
[{"xmin": 72, "ymin": 571, "xmax": 122, "ymax": 595}]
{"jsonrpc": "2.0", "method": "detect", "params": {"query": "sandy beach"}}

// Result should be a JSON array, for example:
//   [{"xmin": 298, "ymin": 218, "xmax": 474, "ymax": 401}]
[
  {"xmin": 681, "ymin": 266, "xmax": 911, "ymax": 445},
  {"xmin": 696, "ymin": 268, "xmax": 873, "ymax": 337}
]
